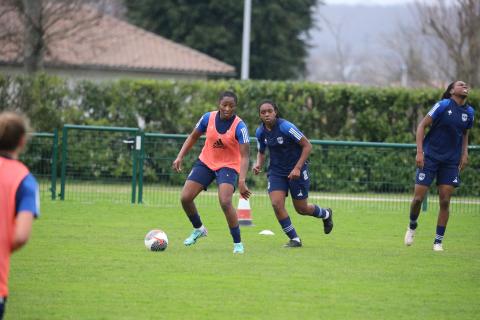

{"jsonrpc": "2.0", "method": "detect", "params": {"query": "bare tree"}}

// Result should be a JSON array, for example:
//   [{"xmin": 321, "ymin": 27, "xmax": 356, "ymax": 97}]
[
  {"xmin": 381, "ymin": 23, "xmax": 434, "ymax": 87},
  {"xmin": 317, "ymin": 14, "xmax": 355, "ymax": 82},
  {"xmin": 0, "ymin": 0, "xmax": 107, "ymax": 73},
  {"xmin": 415, "ymin": 0, "xmax": 480, "ymax": 86}
]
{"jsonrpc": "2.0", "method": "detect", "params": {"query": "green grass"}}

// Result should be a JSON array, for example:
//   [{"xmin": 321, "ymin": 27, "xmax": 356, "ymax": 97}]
[{"xmin": 7, "ymin": 199, "xmax": 480, "ymax": 320}]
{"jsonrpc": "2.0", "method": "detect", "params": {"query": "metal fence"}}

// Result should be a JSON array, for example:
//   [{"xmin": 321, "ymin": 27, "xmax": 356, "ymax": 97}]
[
  {"xmin": 21, "ymin": 131, "xmax": 58, "ymax": 200},
  {"xmin": 24, "ymin": 125, "xmax": 480, "ymax": 214}
]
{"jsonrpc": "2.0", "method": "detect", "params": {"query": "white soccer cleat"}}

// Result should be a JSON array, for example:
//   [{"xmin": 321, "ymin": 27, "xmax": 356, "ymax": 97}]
[
  {"xmin": 433, "ymin": 243, "xmax": 444, "ymax": 252},
  {"xmin": 404, "ymin": 228, "xmax": 416, "ymax": 246}
]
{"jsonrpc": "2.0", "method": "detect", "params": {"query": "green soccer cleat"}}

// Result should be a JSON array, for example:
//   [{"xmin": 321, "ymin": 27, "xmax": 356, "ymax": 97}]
[
  {"xmin": 233, "ymin": 242, "xmax": 245, "ymax": 254},
  {"xmin": 184, "ymin": 227, "xmax": 207, "ymax": 246}
]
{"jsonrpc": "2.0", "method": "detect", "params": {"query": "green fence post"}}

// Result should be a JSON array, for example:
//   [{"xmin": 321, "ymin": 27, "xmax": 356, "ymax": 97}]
[
  {"xmin": 131, "ymin": 133, "xmax": 139, "ymax": 204},
  {"xmin": 422, "ymin": 193, "xmax": 428, "ymax": 211},
  {"xmin": 137, "ymin": 131, "xmax": 145, "ymax": 204},
  {"xmin": 50, "ymin": 128, "xmax": 58, "ymax": 200},
  {"xmin": 60, "ymin": 126, "xmax": 68, "ymax": 200}
]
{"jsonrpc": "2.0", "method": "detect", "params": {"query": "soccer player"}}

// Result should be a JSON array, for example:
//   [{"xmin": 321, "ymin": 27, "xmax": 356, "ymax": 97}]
[
  {"xmin": 252, "ymin": 100, "xmax": 333, "ymax": 248},
  {"xmin": 0, "ymin": 112, "xmax": 39, "ymax": 320},
  {"xmin": 404, "ymin": 81, "xmax": 475, "ymax": 251},
  {"xmin": 172, "ymin": 91, "xmax": 251, "ymax": 254}
]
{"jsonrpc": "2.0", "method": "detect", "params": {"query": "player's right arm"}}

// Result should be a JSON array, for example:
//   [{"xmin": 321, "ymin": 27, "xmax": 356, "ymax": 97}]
[
  {"xmin": 252, "ymin": 127, "xmax": 266, "ymax": 175},
  {"xmin": 172, "ymin": 113, "xmax": 208, "ymax": 172},
  {"xmin": 415, "ymin": 115, "xmax": 432, "ymax": 169},
  {"xmin": 416, "ymin": 101, "xmax": 446, "ymax": 168}
]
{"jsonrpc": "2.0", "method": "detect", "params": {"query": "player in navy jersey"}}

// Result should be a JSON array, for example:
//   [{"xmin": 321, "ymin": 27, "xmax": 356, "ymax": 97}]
[
  {"xmin": 172, "ymin": 91, "xmax": 251, "ymax": 254},
  {"xmin": 252, "ymin": 100, "xmax": 333, "ymax": 248},
  {"xmin": 404, "ymin": 81, "xmax": 475, "ymax": 251},
  {"xmin": 0, "ymin": 112, "xmax": 39, "ymax": 320}
]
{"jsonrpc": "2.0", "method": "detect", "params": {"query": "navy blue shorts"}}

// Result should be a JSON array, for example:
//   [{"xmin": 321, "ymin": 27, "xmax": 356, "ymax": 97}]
[
  {"xmin": 0, "ymin": 297, "xmax": 6, "ymax": 320},
  {"xmin": 268, "ymin": 169, "xmax": 310, "ymax": 200},
  {"xmin": 415, "ymin": 155, "xmax": 460, "ymax": 187},
  {"xmin": 187, "ymin": 159, "xmax": 238, "ymax": 190}
]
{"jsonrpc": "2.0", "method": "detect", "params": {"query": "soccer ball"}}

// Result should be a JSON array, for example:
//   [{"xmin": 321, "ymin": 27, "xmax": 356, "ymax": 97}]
[{"xmin": 144, "ymin": 229, "xmax": 168, "ymax": 251}]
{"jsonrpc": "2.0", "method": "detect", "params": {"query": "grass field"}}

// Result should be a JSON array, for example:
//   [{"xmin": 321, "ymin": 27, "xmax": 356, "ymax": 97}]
[{"xmin": 7, "ymin": 198, "xmax": 480, "ymax": 320}]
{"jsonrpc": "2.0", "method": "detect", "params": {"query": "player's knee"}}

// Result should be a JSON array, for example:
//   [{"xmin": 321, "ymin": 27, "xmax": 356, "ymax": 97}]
[
  {"xmin": 412, "ymin": 196, "xmax": 424, "ymax": 206},
  {"xmin": 180, "ymin": 193, "xmax": 193, "ymax": 205},
  {"xmin": 218, "ymin": 197, "xmax": 232, "ymax": 211},
  {"xmin": 294, "ymin": 204, "xmax": 309, "ymax": 215},
  {"xmin": 271, "ymin": 201, "xmax": 284, "ymax": 213},
  {"xmin": 439, "ymin": 197, "xmax": 451, "ymax": 209}
]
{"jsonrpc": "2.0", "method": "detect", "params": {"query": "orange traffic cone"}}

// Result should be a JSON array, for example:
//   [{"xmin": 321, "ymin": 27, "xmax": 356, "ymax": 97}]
[{"xmin": 237, "ymin": 197, "xmax": 253, "ymax": 226}]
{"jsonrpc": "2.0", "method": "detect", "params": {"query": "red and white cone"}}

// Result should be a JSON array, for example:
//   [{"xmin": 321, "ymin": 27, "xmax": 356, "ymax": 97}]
[{"xmin": 237, "ymin": 197, "xmax": 253, "ymax": 226}]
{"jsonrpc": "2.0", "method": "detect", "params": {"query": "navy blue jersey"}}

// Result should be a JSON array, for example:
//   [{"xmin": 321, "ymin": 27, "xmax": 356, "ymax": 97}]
[
  {"xmin": 424, "ymin": 98, "xmax": 475, "ymax": 164},
  {"xmin": 195, "ymin": 112, "xmax": 249, "ymax": 144},
  {"xmin": 256, "ymin": 118, "xmax": 306, "ymax": 176}
]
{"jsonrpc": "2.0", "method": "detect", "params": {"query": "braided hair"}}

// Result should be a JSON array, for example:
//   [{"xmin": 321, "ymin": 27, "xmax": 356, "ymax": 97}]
[{"xmin": 441, "ymin": 81, "xmax": 456, "ymax": 100}]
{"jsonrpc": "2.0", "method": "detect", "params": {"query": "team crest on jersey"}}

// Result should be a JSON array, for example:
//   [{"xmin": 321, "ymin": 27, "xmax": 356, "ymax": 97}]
[
  {"xmin": 277, "ymin": 137, "xmax": 284, "ymax": 144},
  {"xmin": 447, "ymin": 110, "xmax": 452, "ymax": 115},
  {"xmin": 462, "ymin": 113, "xmax": 468, "ymax": 122},
  {"xmin": 418, "ymin": 173, "xmax": 425, "ymax": 181}
]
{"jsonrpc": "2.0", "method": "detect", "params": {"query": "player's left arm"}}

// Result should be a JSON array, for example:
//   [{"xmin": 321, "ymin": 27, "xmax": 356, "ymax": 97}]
[
  {"xmin": 281, "ymin": 121, "xmax": 312, "ymax": 180},
  {"xmin": 239, "ymin": 143, "xmax": 251, "ymax": 199},
  {"xmin": 236, "ymin": 122, "xmax": 251, "ymax": 199},
  {"xmin": 12, "ymin": 174, "xmax": 39, "ymax": 252},
  {"xmin": 288, "ymin": 137, "xmax": 312, "ymax": 180},
  {"xmin": 460, "ymin": 108, "xmax": 475, "ymax": 171},
  {"xmin": 12, "ymin": 213, "xmax": 34, "ymax": 252}
]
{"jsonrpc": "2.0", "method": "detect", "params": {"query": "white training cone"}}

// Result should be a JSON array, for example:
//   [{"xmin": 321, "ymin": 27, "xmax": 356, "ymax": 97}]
[
  {"xmin": 237, "ymin": 197, "xmax": 253, "ymax": 226},
  {"xmin": 259, "ymin": 230, "xmax": 275, "ymax": 236}
]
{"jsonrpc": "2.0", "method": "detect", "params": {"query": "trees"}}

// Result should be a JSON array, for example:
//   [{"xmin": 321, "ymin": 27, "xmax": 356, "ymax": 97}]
[
  {"xmin": 125, "ymin": 0, "xmax": 317, "ymax": 80},
  {"xmin": 0, "ymin": 0, "xmax": 108, "ymax": 73},
  {"xmin": 415, "ymin": 0, "xmax": 480, "ymax": 86}
]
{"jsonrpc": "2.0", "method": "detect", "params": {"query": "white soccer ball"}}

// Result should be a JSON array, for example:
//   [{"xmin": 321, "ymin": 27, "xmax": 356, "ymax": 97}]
[{"xmin": 144, "ymin": 229, "xmax": 168, "ymax": 251}]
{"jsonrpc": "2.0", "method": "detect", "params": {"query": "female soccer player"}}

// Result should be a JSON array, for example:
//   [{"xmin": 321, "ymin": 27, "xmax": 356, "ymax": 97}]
[
  {"xmin": 404, "ymin": 81, "xmax": 475, "ymax": 251},
  {"xmin": 252, "ymin": 100, "xmax": 333, "ymax": 248},
  {"xmin": 0, "ymin": 112, "xmax": 39, "ymax": 320},
  {"xmin": 172, "ymin": 91, "xmax": 251, "ymax": 254}
]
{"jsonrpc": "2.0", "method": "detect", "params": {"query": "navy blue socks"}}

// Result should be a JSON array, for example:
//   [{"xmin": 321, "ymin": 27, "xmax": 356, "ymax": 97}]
[
  {"xmin": 230, "ymin": 225, "xmax": 241, "ymax": 243},
  {"xmin": 434, "ymin": 225, "xmax": 446, "ymax": 244},
  {"xmin": 312, "ymin": 205, "xmax": 328, "ymax": 219},
  {"xmin": 188, "ymin": 212, "xmax": 203, "ymax": 229},
  {"xmin": 279, "ymin": 216, "xmax": 299, "ymax": 240},
  {"xmin": 409, "ymin": 211, "xmax": 419, "ymax": 230}
]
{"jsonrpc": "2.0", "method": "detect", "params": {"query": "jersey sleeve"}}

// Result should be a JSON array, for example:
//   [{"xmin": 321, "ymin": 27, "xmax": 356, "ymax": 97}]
[
  {"xmin": 195, "ymin": 112, "xmax": 210, "ymax": 134},
  {"xmin": 279, "ymin": 120, "xmax": 304, "ymax": 143},
  {"xmin": 235, "ymin": 121, "xmax": 250, "ymax": 144},
  {"xmin": 427, "ymin": 100, "xmax": 448, "ymax": 120},
  {"xmin": 15, "ymin": 173, "xmax": 40, "ymax": 218},
  {"xmin": 466, "ymin": 106, "xmax": 475, "ymax": 130},
  {"xmin": 255, "ymin": 126, "xmax": 266, "ymax": 153},
  {"xmin": 255, "ymin": 126, "xmax": 267, "ymax": 153}
]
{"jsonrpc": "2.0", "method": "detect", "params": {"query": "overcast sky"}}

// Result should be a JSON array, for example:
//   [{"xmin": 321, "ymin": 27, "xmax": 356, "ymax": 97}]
[{"xmin": 324, "ymin": 0, "xmax": 440, "ymax": 5}]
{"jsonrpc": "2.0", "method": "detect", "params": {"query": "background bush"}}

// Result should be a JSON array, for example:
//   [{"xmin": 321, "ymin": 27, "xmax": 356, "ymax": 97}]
[{"xmin": 2, "ymin": 74, "xmax": 478, "ymax": 195}]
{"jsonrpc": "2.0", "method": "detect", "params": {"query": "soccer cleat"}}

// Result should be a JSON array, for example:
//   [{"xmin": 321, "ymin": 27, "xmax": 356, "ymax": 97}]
[
  {"xmin": 323, "ymin": 208, "xmax": 334, "ymax": 234},
  {"xmin": 284, "ymin": 239, "xmax": 302, "ymax": 248},
  {"xmin": 404, "ymin": 228, "xmax": 416, "ymax": 246},
  {"xmin": 433, "ymin": 243, "xmax": 444, "ymax": 252},
  {"xmin": 233, "ymin": 242, "xmax": 245, "ymax": 254},
  {"xmin": 184, "ymin": 227, "xmax": 208, "ymax": 246}
]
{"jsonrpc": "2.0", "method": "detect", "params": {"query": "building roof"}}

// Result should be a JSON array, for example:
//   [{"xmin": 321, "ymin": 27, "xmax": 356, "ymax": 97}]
[{"xmin": 0, "ymin": 5, "xmax": 235, "ymax": 76}]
